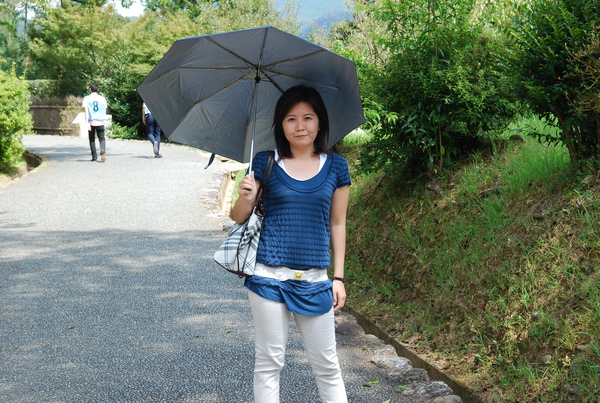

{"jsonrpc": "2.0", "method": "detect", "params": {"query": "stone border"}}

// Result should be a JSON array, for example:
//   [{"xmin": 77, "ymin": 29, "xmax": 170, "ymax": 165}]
[
  {"xmin": 344, "ymin": 306, "xmax": 482, "ymax": 403},
  {"xmin": 0, "ymin": 151, "xmax": 43, "ymax": 187}
]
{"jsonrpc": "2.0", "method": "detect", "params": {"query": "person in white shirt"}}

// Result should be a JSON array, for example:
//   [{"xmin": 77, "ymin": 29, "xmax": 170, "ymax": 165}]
[{"xmin": 82, "ymin": 83, "xmax": 108, "ymax": 162}]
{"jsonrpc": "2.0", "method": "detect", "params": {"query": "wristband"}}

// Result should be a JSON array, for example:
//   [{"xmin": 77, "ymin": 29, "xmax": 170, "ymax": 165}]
[{"xmin": 333, "ymin": 277, "xmax": 345, "ymax": 283}]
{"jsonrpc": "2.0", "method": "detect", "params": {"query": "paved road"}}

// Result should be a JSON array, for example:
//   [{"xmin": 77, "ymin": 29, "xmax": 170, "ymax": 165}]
[{"xmin": 0, "ymin": 135, "xmax": 398, "ymax": 403}]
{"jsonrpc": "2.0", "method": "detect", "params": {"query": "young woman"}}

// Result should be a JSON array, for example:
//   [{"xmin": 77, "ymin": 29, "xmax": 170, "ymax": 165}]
[{"xmin": 233, "ymin": 85, "xmax": 350, "ymax": 403}]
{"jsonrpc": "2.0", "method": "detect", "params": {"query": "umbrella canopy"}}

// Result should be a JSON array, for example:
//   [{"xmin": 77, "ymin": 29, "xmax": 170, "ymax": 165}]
[{"xmin": 137, "ymin": 25, "xmax": 364, "ymax": 164}]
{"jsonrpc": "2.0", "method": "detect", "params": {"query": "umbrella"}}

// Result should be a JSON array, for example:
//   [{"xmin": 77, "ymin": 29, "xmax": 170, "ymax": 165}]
[{"xmin": 136, "ymin": 25, "xmax": 364, "ymax": 167}]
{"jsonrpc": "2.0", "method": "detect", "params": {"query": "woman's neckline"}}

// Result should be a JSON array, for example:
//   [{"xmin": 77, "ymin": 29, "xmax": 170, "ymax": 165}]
[{"xmin": 274, "ymin": 150, "xmax": 327, "ymax": 181}]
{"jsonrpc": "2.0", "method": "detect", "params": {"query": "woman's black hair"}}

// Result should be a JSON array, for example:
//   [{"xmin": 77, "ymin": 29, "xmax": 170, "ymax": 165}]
[{"xmin": 272, "ymin": 85, "xmax": 330, "ymax": 158}]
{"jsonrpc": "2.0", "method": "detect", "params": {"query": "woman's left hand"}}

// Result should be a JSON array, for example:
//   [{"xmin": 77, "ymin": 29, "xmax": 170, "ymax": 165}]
[{"xmin": 333, "ymin": 280, "xmax": 346, "ymax": 311}]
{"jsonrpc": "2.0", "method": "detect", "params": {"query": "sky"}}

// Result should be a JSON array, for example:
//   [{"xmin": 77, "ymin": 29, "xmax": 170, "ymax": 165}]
[{"xmin": 113, "ymin": 0, "xmax": 145, "ymax": 17}]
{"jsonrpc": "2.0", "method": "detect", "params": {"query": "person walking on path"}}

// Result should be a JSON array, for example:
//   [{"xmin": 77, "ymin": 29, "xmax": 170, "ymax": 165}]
[
  {"xmin": 82, "ymin": 82, "xmax": 109, "ymax": 162},
  {"xmin": 143, "ymin": 102, "xmax": 162, "ymax": 158},
  {"xmin": 233, "ymin": 85, "xmax": 350, "ymax": 403}
]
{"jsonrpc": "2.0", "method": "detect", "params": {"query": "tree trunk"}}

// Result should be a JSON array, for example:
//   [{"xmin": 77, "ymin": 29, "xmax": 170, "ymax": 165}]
[
  {"xmin": 553, "ymin": 101, "xmax": 578, "ymax": 164},
  {"xmin": 597, "ymin": 119, "xmax": 600, "ymax": 158}
]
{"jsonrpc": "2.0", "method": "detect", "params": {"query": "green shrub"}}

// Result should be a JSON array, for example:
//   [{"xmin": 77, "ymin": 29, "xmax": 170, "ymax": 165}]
[
  {"xmin": 107, "ymin": 122, "xmax": 140, "ymax": 140},
  {"xmin": 0, "ymin": 68, "xmax": 32, "ymax": 172},
  {"xmin": 359, "ymin": 0, "xmax": 518, "ymax": 176}
]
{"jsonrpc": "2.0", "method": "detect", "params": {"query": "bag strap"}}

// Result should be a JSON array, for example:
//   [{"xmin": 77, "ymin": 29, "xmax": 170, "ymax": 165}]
[{"xmin": 254, "ymin": 150, "xmax": 275, "ymax": 209}]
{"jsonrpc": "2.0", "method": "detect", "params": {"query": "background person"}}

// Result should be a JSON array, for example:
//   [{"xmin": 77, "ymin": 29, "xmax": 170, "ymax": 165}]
[
  {"xmin": 142, "ymin": 102, "xmax": 162, "ymax": 158},
  {"xmin": 82, "ymin": 83, "xmax": 108, "ymax": 162},
  {"xmin": 233, "ymin": 85, "xmax": 350, "ymax": 403}
]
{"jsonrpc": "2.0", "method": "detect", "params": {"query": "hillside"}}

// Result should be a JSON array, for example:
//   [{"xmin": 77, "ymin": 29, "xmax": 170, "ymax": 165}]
[{"xmin": 340, "ymin": 129, "xmax": 600, "ymax": 401}]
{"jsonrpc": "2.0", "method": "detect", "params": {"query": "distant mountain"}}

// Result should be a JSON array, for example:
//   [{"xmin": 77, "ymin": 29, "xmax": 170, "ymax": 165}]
[
  {"xmin": 296, "ymin": 0, "xmax": 348, "ymax": 23},
  {"xmin": 276, "ymin": 0, "xmax": 351, "ymax": 27},
  {"xmin": 300, "ymin": 11, "xmax": 351, "ymax": 34}
]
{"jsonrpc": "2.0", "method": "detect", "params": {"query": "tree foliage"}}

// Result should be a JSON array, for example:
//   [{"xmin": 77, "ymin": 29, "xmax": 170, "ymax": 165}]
[
  {"xmin": 143, "ymin": 0, "xmax": 211, "ymax": 18},
  {"xmin": 0, "ymin": 0, "xmax": 41, "ymax": 76},
  {"xmin": 569, "ymin": 35, "xmax": 600, "ymax": 118},
  {"xmin": 143, "ymin": 0, "xmax": 298, "ymax": 28},
  {"xmin": 345, "ymin": 0, "xmax": 518, "ymax": 176},
  {"xmin": 28, "ymin": 3, "xmax": 130, "ymax": 97},
  {"xmin": 511, "ymin": 0, "xmax": 600, "ymax": 163},
  {"xmin": 0, "ymin": 68, "xmax": 31, "ymax": 171}
]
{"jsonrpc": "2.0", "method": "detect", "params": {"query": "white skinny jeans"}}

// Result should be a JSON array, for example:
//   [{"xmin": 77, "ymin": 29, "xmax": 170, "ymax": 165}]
[{"xmin": 248, "ymin": 290, "xmax": 347, "ymax": 403}]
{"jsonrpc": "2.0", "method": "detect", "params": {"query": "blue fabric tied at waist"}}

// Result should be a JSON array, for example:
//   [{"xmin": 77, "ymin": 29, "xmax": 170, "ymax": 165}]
[{"xmin": 245, "ymin": 274, "xmax": 333, "ymax": 316}]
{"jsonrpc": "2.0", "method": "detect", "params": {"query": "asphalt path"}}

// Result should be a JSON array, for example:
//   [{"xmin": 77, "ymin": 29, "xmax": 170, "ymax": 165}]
[{"xmin": 0, "ymin": 135, "xmax": 399, "ymax": 403}]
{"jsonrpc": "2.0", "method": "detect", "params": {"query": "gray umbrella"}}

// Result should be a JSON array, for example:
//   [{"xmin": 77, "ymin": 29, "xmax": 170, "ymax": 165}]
[{"xmin": 136, "ymin": 25, "xmax": 364, "ymax": 166}]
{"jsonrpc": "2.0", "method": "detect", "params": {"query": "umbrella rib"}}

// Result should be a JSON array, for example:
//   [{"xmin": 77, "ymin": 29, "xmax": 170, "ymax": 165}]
[
  {"xmin": 261, "ymin": 67, "xmax": 342, "ymax": 92},
  {"xmin": 205, "ymin": 37, "xmax": 261, "ymax": 80},
  {"xmin": 165, "ymin": 65, "xmax": 343, "ymax": 93},
  {"xmin": 263, "ymin": 49, "xmax": 327, "ymax": 68}
]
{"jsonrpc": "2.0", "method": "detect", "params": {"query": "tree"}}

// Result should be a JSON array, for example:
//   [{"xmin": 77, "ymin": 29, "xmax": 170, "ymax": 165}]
[
  {"xmin": 144, "ymin": 0, "xmax": 211, "ymax": 18},
  {"xmin": 346, "ymin": 0, "xmax": 517, "ymax": 176},
  {"xmin": 0, "ymin": 0, "xmax": 46, "ymax": 76},
  {"xmin": 511, "ymin": 0, "xmax": 600, "ymax": 163},
  {"xmin": 27, "ymin": 3, "xmax": 146, "ymax": 127},
  {"xmin": 569, "ymin": 36, "xmax": 600, "ymax": 119},
  {"xmin": 28, "ymin": 3, "xmax": 131, "ymax": 97}
]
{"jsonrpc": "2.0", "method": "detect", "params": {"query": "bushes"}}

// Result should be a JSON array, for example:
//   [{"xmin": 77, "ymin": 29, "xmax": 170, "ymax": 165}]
[
  {"xmin": 107, "ymin": 122, "xmax": 140, "ymax": 140},
  {"xmin": 0, "ymin": 68, "xmax": 32, "ymax": 172},
  {"xmin": 357, "ymin": 0, "xmax": 518, "ymax": 176},
  {"xmin": 345, "ymin": 0, "xmax": 600, "ymax": 175}
]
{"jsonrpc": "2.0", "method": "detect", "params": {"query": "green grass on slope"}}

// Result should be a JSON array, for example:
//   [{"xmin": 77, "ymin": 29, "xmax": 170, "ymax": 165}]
[{"xmin": 344, "ymin": 116, "xmax": 600, "ymax": 402}]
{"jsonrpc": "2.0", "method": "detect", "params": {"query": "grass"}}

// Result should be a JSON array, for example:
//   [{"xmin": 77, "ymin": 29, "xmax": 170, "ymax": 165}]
[{"xmin": 342, "ymin": 115, "xmax": 600, "ymax": 401}]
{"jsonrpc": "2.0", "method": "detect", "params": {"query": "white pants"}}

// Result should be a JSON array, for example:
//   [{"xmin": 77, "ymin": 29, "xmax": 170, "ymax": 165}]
[{"xmin": 248, "ymin": 290, "xmax": 347, "ymax": 403}]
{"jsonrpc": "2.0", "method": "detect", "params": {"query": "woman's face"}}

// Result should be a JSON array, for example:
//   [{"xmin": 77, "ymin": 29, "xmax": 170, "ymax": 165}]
[{"xmin": 282, "ymin": 101, "xmax": 320, "ymax": 150}]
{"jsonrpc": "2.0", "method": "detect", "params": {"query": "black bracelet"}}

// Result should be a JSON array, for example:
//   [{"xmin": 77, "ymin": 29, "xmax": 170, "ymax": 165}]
[{"xmin": 333, "ymin": 277, "xmax": 345, "ymax": 283}]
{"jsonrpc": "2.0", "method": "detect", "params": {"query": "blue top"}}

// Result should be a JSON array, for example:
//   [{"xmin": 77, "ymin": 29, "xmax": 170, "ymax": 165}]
[{"xmin": 245, "ymin": 150, "xmax": 351, "ymax": 316}]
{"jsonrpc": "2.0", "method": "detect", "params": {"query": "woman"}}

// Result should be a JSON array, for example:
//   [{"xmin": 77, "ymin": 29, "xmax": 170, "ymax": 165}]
[{"xmin": 233, "ymin": 85, "xmax": 350, "ymax": 403}]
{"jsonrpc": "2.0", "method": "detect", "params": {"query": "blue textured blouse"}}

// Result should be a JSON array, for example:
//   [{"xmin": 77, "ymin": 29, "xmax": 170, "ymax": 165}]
[{"xmin": 245, "ymin": 150, "xmax": 351, "ymax": 316}]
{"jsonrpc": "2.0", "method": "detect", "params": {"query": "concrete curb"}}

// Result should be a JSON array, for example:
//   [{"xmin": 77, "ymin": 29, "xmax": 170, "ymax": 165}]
[{"xmin": 0, "ymin": 151, "xmax": 43, "ymax": 187}]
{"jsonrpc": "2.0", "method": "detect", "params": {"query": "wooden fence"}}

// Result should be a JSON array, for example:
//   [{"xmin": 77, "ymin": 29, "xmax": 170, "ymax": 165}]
[{"xmin": 29, "ymin": 97, "xmax": 83, "ymax": 136}]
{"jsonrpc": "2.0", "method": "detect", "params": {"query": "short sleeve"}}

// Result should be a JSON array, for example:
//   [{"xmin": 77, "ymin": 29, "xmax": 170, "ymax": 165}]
[{"xmin": 333, "ymin": 154, "xmax": 351, "ymax": 188}]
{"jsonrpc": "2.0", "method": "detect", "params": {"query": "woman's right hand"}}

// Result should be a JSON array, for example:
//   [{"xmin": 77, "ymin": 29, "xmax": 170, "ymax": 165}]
[
  {"xmin": 232, "ymin": 172, "xmax": 260, "ymax": 224},
  {"xmin": 238, "ymin": 171, "xmax": 258, "ymax": 203}
]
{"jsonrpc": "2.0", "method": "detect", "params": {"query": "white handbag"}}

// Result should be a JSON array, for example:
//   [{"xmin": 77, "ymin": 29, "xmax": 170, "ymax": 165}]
[{"xmin": 214, "ymin": 152, "xmax": 274, "ymax": 277}]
